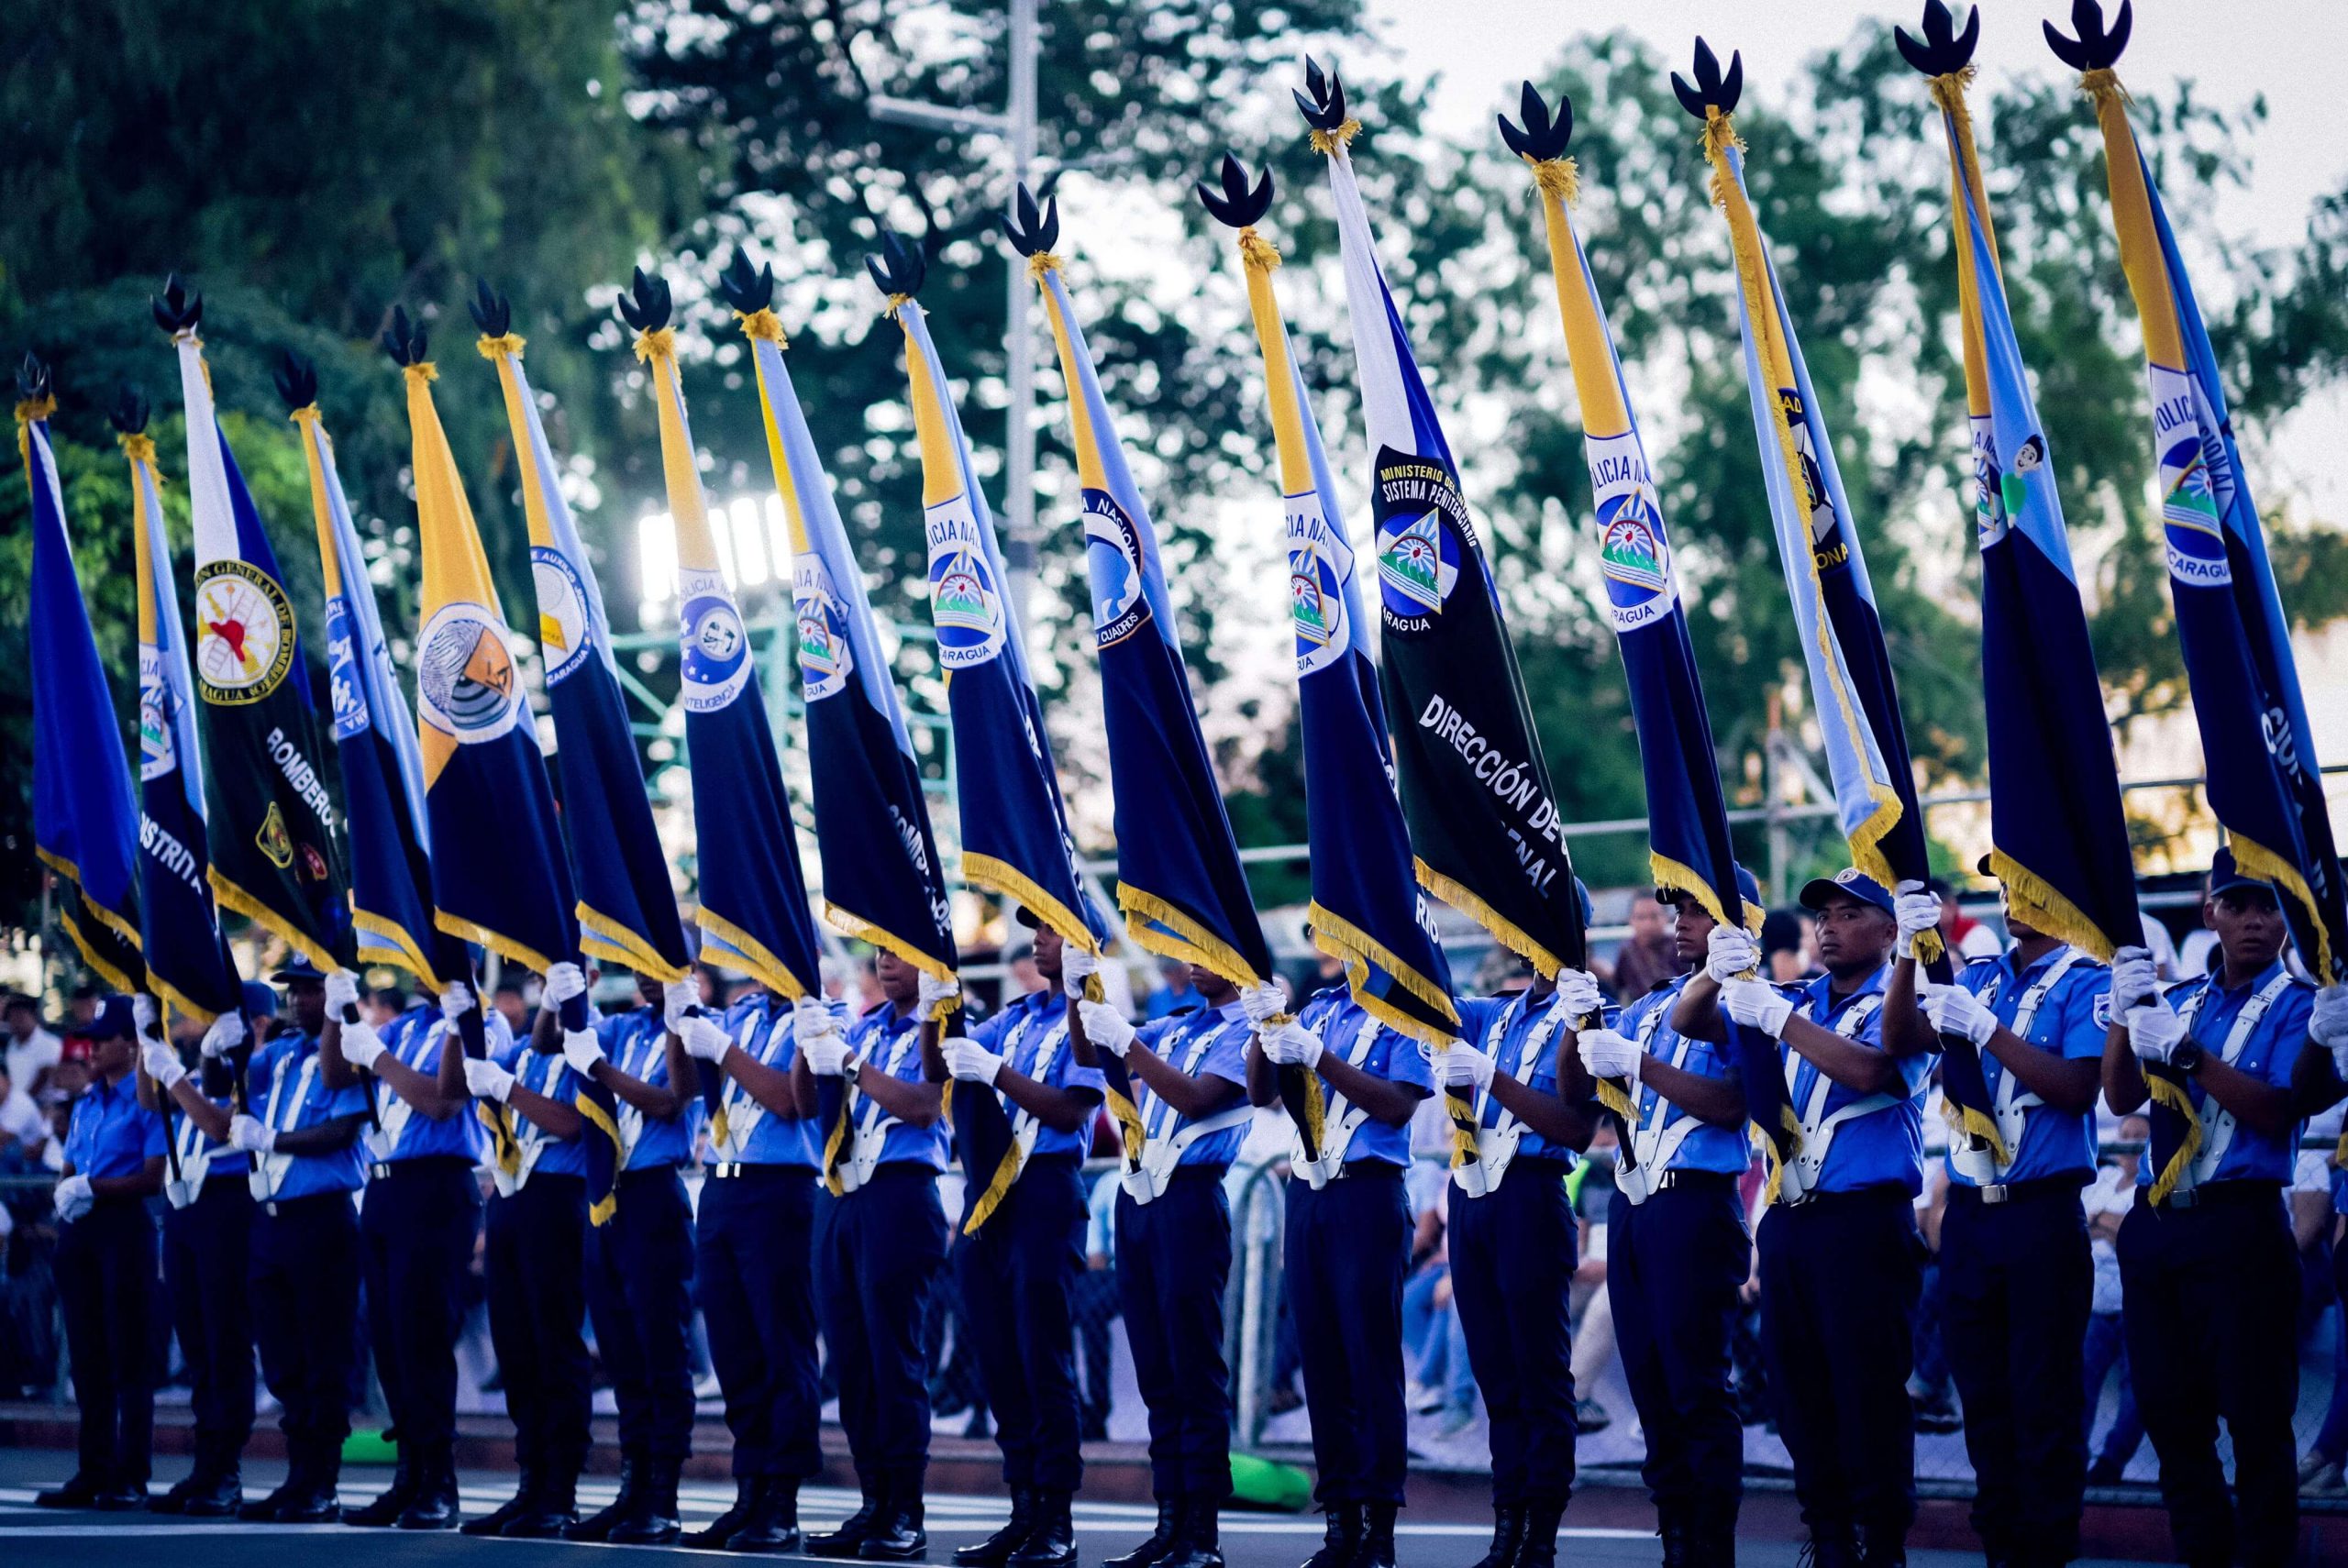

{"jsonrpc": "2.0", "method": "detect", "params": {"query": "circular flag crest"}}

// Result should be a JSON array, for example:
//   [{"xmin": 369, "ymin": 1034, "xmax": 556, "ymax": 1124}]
[
  {"xmin": 532, "ymin": 547, "xmax": 596, "ymax": 685},
  {"xmin": 194, "ymin": 562, "xmax": 295, "ymax": 705},
  {"xmin": 138, "ymin": 653, "xmax": 174, "ymax": 782},
  {"xmin": 324, "ymin": 596, "xmax": 369, "ymax": 742},
  {"xmin": 794, "ymin": 569, "xmax": 853, "ymax": 701},
  {"xmin": 1082, "ymin": 491, "xmax": 1151, "ymax": 648},
  {"xmin": 415, "ymin": 602, "xmax": 523, "ymax": 742},
  {"xmin": 2158, "ymin": 433, "xmax": 2229, "ymax": 585},
  {"xmin": 928, "ymin": 542, "xmax": 1006, "ymax": 669},
  {"xmin": 680, "ymin": 591, "xmax": 751, "ymax": 711},
  {"xmin": 1375, "ymin": 510, "xmax": 1458, "ymax": 623},
  {"xmin": 1597, "ymin": 491, "xmax": 1670, "ymax": 614},
  {"xmin": 1289, "ymin": 536, "xmax": 1352, "ymax": 675}
]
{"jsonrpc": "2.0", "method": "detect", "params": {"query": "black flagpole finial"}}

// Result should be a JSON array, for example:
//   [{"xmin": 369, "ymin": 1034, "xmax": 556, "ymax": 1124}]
[
  {"xmin": 273, "ymin": 350, "xmax": 319, "ymax": 412},
  {"xmin": 1294, "ymin": 56, "xmax": 1350, "ymax": 131},
  {"xmin": 1897, "ymin": 1, "xmax": 1983, "ymax": 77},
  {"xmin": 382, "ymin": 305, "xmax": 428, "ymax": 367},
  {"xmin": 616, "ymin": 266, "xmax": 673, "ymax": 334},
  {"xmin": 2045, "ymin": 0, "xmax": 2132, "ymax": 71},
  {"xmin": 151, "ymin": 272, "xmax": 204, "ymax": 336},
  {"xmin": 1001, "ymin": 182, "xmax": 1061, "ymax": 257},
  {"xmin": 109, "ymin": 383, "xmax": 150, "ymax": 436},
  {"xmin": 1671, "ymin": 37, "xmax": 1744, "ymax": 120},
  {"xmin": 864, "ymin": 227, "xmax": 928, "ymax": 299},
  {"xmin": 17, "ymin": 352, "xmax": 52, "ymax": 403},
  {"xmin": 717, "ymin": 251, "xmax": 776, "ymax": 315},
  {"xmin": 1498, "ymin": 82, "xmax": 1575, "ymax": 160},
  {"xmin": 469, "ymin": 279, "xmax": 513, "ymax": 337},
  {"xmin": 1196, "ymin": 153, "xmax": 1275, "ymax": 229}
]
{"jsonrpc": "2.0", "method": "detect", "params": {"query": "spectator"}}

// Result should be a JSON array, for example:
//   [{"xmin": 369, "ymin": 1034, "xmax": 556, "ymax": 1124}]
[
  {"xmin": 1401, "ymin": 1169, "xmax": 1475, "ymax": 1436},
  {"xmin": 3, "ymin": 995, "xmax": 61, "ymax": 1105},
  {"xmin": 1608, "ymin": 899, "xmax": 1681, "ymax": 1000},
  {"xmin": 1142, "ymin": 958, "xmax": 1202, "ymax": 1021},
  {"xmin": 361, "ymin": 982, "xmax": 407, "ymax": 1032},
  {"xmin": 491, "ymin": 975, "xmax": 532, "ymax": 1037},
  {"xmin": 1076, "ymin": 1169, "xmax": 1122, "ymax": 1441},
  {"xmin": 1910, "ymin": 1079, "xmax": 1959, "ymax": 1433},
  {"xmin": 0, "ymin": 1064, "xmax": 49, "ymax": 1171},
  {"xmin": 2082, "ymin": 1113, "xmax": 2148, "ymax": 1485},
  {"xmin": 1566, "ymin": 1134, "xmax": 1616, "ymax": 1435},
  {"xmin": 2297, "ymin": 1099, "xmax": 2348, "ymax": 1494},
  {"xmin": 1759, "ymin": 909, "xmax": 1815, "ymax": 983},
  {"xmin": 1003, "ymin": 942, "xmax": 1044, "ymax": 999},
  {"xmin": 1930, "ymin": 878, "xmax": 2003, "ymax": 962}
]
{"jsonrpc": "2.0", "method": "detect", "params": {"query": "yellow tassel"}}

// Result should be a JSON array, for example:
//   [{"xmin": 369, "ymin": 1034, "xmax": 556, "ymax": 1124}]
[
  {"xmin": 474, "ymin": 332, "xmax": 527, "ymax": 361},
  {"xmin": 735, "ymin": 308, "xmax": 788, "ymax": 347},
  {"xmin": 1927, "ymin": 65, "xmax": 1978, "ymax": 116},
  {"xmin": 1594, "ymin": 1077, "xmax": 1636, "ymax": 1122},
  {"xmin": 116, "ymin": 432, "xmax": 158, "ymax": 465},
  {"xmin": 401, "ymin": 360, "xmax": 439, "ymax": 387},
  {"xmin": 14, "ymin": 394, "xmax": 57, "ymax": 425},
  {"xmin": 1526, "ymin": 155, "xmax": 1579, "ymax": 206},
  {"xmin": 1938, "ymin": 1095, "xmax": 2011, "ymax": 1166},
  {"xmin": 1308, "ymin": 118, "xmax": 1363, "ymax": 156},
  {"xmin": 632, "ymin": 326, "xmax": 678, "ymax": 366},
  {"xmin": 1912, "ymin": 926, "xmax": 1947, "ymax": 969},
  {"xmin": 2078, "ymin": 68, "xmax": 2131, "ymax": 109},
  {"xmin": 1300, "ymin": 1067, "xmax": 1328, "ymax": 1151},
  {"xmin": 1236, "ymin": 227, "xmax": 1283, "ymax": 273},
  {"xmin": 2143, "ymin": 1069, "xmax": 2202, "ymax": 1206},
  {"xmin": 1445, "ymin": 1089, "xmax": 1481, "ymax": 1170},
  {"xmin": 1025, "ymin": 251, "xmax": 1063, "ymax": 283},
  {"xmin": 822, "ymin": 1108, "xmax": 851, "ymax": 1198},
  {"xmin": 1105, "ymin": 1084, "xmax": 1146, "ymax": 1167},
  {"xmin": 961, "ymin": 1124, "xmax": 1025, "ymax": 1237}
]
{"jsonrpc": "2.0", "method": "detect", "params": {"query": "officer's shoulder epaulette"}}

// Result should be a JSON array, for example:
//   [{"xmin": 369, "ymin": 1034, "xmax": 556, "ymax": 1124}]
[{"xmin": 2160, "ymin": 976, "xmax": 2206, "ymax": 999}]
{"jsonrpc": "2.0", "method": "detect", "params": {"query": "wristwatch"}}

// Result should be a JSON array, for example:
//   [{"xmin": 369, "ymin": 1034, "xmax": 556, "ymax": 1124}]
[{"xmin": 2169, "ymin": 1041, "xmax": 2206, "ymax": 1076}]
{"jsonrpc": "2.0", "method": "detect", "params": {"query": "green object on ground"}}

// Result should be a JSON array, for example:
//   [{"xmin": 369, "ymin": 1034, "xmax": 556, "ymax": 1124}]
[
  {"xmin": 341, "ymin": 1429, "xmax": 399, "ymax": 1465},
  {"xmin": 1226, "ymin": 1451, "xmax": 1312, "ymax": 1512}
]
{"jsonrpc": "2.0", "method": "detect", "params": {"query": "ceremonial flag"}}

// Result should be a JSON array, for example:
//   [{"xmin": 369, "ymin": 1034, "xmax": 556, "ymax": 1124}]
[
  {"xmin": 158, "ymin": 280, "xmax": 351, "ymax": 971},
  {"xmin": 871, "ymin": 234, "xmax": 1133, "ymax": 1201},
  {"xmin": 277, "ymin": 352, "xmax": 455, "ymax": 992},
  {"xmin": 116, "ymin": 386, "xmax": 240, "ymax": 1021},
  {"xmin": 2053, "ymin": 2, "xmax": 2344, "ymax": 985},
  {"xmin": 617, "ymin": 271, "xmax": 823, "ymax": 1002},
  {"xmin": 18, "ymin": 358, "xmax": 143, "ymax": 991},
  {"xmin": 717, "ymin": 257, "xmax": 956, "ymax": 985},
  {"xmin": 473, "ymin": 286, "xmax": 691, "ymax": 985},
  {"xmin": 1298, "ymin": 61, "xmax": 1588, "ymax": 981}
]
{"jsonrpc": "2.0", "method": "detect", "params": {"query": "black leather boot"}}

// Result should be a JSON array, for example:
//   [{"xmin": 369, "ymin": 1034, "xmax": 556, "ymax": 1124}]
[
  {"xmin": 806, "ymin": 1485, "xmax": 883, "ymax": 1558},
  {"xmin": 1007, "ymin": 1490, "xmax": 1077, "ymax": 1568},
  {"xmin": 275, "ymin": 1443, "xmax": 345, "ymax": 1525},
  {"xmin": 957, "ymin": 1487, "xmax": 1035, "ymax": 1566},
  {"xmin": 1801, "ymin": 1522, "xmax": 1861, "ymax": 1568},
  {"xmin": 1469, "ymin": 1506, "xmax": 1523, "ymax": 1568},
  {"xmin": 151, "ymin": 1470, "xmax": 202, "ymax": 1515},
  {"xmin": 1513, "ymin": 1497, "xmax": 1564, "ymax": 1568},
  {"xmin": 183, "ymin": 1461, "xmax": 245, "ymax": 1519},
  {"xmin": 688, "ymin": 1476, "xmax": 762, "ymax": 1548},
  {"xmin": 607, "ymin": 1459, "xmax": 682, "ymax": 1546},
  {"xmin": 34, "ymin": 1473, "xmax": 105, "ymax": 1510},
  {"xmin": 1352, "ymin": 1503, "xmax": 1398, "ymax": 1568},
  {"xmin": 1102, "ymin": 1499, "xmax": 1178, "ymax": 1568},
  {"xmin": 396, "ymin": 1444, "xmax": 460, "ymax": 1529},
  {"xmin": 462, "ymin": 1465, "xmax": 537, "ymax": 1537},
  {"xmin": 1300, "ymin": 1506, "xmax": 1362, "ymax": 1568},
  {"xmin": 1856, "ymin": 1523, "xmax": 1906, "ymax": 1568},
  {"xmin": 505, "ymin": 1463, "xmax": 579, "ymax": 1539},
  {"xmin": 564, "ymin": 1455, "xmax": 639, "ymax": 1542},
  {"xmin": 858, "ymin": 1487, "xmax": 928, "ymax": 1561},
  {"xmin": 239, "ymin": 1459, "xmax": 305, "ymax": 1523},
  {"xmin": 343, "ymin": 1453, "xmax": 415, "ymax": 1528},
  {"xmin": 1656, "ymin": 1505, "xmax": 1690, "ymax": 1568},
  {"xmin": 729, "ymin": 1477, "xmax": 803, "ymax": 1553},
  {"xmin": 1157, "ymin": 1495, "xmax": 1225, "ymax": 1568}
]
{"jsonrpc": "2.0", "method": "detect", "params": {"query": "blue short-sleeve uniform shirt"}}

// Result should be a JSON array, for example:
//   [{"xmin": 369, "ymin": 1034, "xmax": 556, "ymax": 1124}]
[
  {"xmin": 172, "ymin": 1066, "xmax": 249, "ymax": 1179},
  {"xmin": 2138, "ymin": 959, "xmax": 2313, "ymax": 1187},
  {"xmin": 1784, "ymin": 964, "xmax": 1930, "ymax": 1197},
  {"xmin": 1132, "ymin": 999, "xmax": 1254, "ymax": 1167},
  {"xmin": 972, "ymin": 989, "xmax": 1103, "ymax": 1161},
  {"xmin": 495, "ymin": 1032, "xmax": 586, "ymax": 1179},
  {"xmin": 845, "ymin": 999, "xmax": 945, "ymax": 1173},
  {"xmin": 596, "ymin": 1006, "xmax": 701, "ymax": 1171},
  {"xmin": 63, "ymin": 1071, "xmax": 166, "ymax": 1180},
  {"xmin": 372, "ymin": 1002, "xmax": 516, "ymax": 1165},
  {"xmin": 707, "ymin": 994, "xmax": 815, "ymax": 1169},
  {"xmin": 1945, "ymin": 945, "xmax": 2110, "ymax": 1187},
  {"xmin": 1295, "ymin": 983, "xmax": 1435, "ymax": 1166},
  {"xmin": 1453, "ymin": 988, "xmax": 1578, "ymax": 1165},
  {"xmin": 1617, "ymin": 977, "xmax": 1749, "ymax": 1176},
  {"xmin": 249, "ymin": 1029, "xmax": 370, "ymax": 1198}
]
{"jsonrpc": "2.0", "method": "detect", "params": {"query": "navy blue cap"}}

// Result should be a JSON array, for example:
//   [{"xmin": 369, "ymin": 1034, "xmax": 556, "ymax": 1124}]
[
  {"xmin": 1656, "ymin": 863, "xmax": 1765, "ymax": 916},
  {"xmin": 86, "ymin": 995, "xmax": 136, "ymax": 1042},
  {"xmin": 240, "ymin": 980, "xmax": 280, "ymax": 1020},
  {"xmin": 2207, "ymin": 845, "xmax": 2277, "ymax": 902},
  {"xmin": 1799, "ymin": 867, "xmax": 1895, "ymax": 915},
  {"xmin": 272, "ymin": 955, "xmax": 326, "ymax": 984}
]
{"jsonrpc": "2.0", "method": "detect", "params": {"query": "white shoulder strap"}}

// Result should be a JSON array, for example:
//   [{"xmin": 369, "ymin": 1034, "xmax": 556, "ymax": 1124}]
[{"xmin": 2181, "ymin": 969, "xmax": 2296, "ymax": 1189}]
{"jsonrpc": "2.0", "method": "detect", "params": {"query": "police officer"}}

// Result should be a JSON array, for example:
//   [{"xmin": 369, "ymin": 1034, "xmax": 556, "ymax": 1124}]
[
  {"xmin": 138, "ymin": 988, "xmax": 268, "ymax": 1515},
  {"xmin": 2099, "ymin": 849, "xmax": 2332, "ymax": 1568},
  {"xmin": 673, "ymin": 980, "xmax": 832, "ymax": 1553},
  {"xmin": 1678, "ymin": 869, "xmax": 1929, "ymax": 1568},
  {"xmin": 1577, "ymin": 868, "xmax": 1764, "ymax": 1566},
  {"xmin": 1248, "ymin": 967, "xmax": 1434, "ymax": 1568},
  {"xmin": 328, "ymin": 968, "xmax": 499, "ymax": 1529},
  {"xmin": 230, "ymin": 956, "xmax": 371, "ymax": 1523},
  {"xmin": 1078, "ymin": 962, "xmax": 1253, "ymax": 1568},
  {"xmin": 37, "ymin": 996, "xmax": 165, "ymax": 1510},
  {"xmin": 458, "ymin": 960, "xmax": 599, "ymax": 1539},
  {"xmin": 558, "ymin": 969, "xmax": 701, "ymax": 1544},
  {"xmin": 801, "ymin": 950, "xmax": 948, "ymax": 1561},
  {"xmin": 1435, "ymin": 947, "xmax": 1602, "ymax": 1568},
  {"xmin": 940, "ymin": 916, "xmax": 1105, "ymax": 1568},
  {"xmin": 1883, "ymin": 865, "xmax": 2109, "ymax": 1568}
]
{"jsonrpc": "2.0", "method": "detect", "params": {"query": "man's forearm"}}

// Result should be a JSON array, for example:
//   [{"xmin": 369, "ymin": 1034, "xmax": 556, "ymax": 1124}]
[
  {"xmin": 992, "ymin": 1067, "xmax": 1095, "ymax": 1134},
  {"xmin": 1640, "ymin": 1056, "xmax": 1747, "ymax": 1130},
  {"xmin": 1318, "ymin": 1053, "xmax": 1426, "ymax": 1128},
  {"xmin": 271, "ymin": 1113, "xmax": 365, "ymax": 1156},
  {"xmin": 854, "ymin": 1063, "xmax": 942, "ymax": 1127},
  {"xmin": 1782, "ymin": 1016, "xmax": 1899, "ymax": 1095}
]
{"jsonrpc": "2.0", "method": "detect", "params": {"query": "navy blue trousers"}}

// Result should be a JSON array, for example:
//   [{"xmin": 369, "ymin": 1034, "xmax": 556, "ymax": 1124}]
[
  {"xmin": 163, "ymin": 1176, "xmax": 254, "ymax": 1472},
  {"xmin": 1608, "ymin": 1176, "xmax": 1748, "ymax": 1529},
  {"xmin": 697, "ymin": 1166, "xmax": 821, "ymax": 1480},
  {"xmin": 1940, "ymin": 1183, "xmax": 2092, "ymax": 1559},
  {"xmin": 1451, "ymin": 1162, "xmax": 1578, "ymax": 1508},
  {"xmin": 956, "ymin": 1154, "xmax": 1087, "ymax": 1493},
  {"xmin": 359, "ymin": 1156, "xmax": 481, "ymax": 1452},
  {"xmin": 1285, "ymin": 1165, "xmax": 1411, "ymax": 1508},
  {"xmin": 483, "ymin": 1172, "xmax": 591, "ymax": 1478},
  {"xmin": 583, "ymin": 1166, "xmax": 697, "ymax": 1464},
  {"xmin": 1116, "ymin": 1168, "xmax": 1233, "ymax": 1501},
  {"xmin": 57, "ymin": 1198, "xmax": 159, "ymax": 1488},
  {"xmin": 1755, "ymin": 1187, "xmax": 1923, "ymax": 1540},
  {"xmin": 249, "ymin": 1189, "xmax": 360, "ymax": 1471},
  {"xmin": 815, "ymin": 1165, "xmax": 947, "ymax": 1496},
  {"xmin": 2117, "ymin": 1193, "xmax": 2300, "ymax": 1568}
]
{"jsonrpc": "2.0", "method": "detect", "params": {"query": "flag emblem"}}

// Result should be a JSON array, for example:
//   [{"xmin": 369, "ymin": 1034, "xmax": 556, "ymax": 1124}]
[
  {"xmin": 1082, "ymin": 490, "xmax": 1151, "ymax": 647},
  {"xmin": 925, "ymin": 495, "xmax": 1006, "ymax": 667},
  {"xmin": 680, "ymin": 585, "xmax": 751, "ymax": 711},
  {"xmin": 1377, "ymin": 510, "xmax": 1456, "ymax": 620},
  {"xmin": 1971, "ymin": 419, "xmax": 2009, "ymax": 547},
  {"xmin": 416, "ymin": 604, "xmax": 523, "ymax": 741},
  {"xmin": 530, "ymin": 547, "xmax": 595, "ymax": 682},
  {"xmin": 257, "ymin": 801, "xmax": 294, "ymax": 868},
  {"xmin": 793, "ymin": 562, "xmax": 852, "ymax": 701},
  {"xmin": 138, "ymin": 650, "xmax": 176, "ymax": 780},
  {"xmin": 194, "ymin": 564, "xmax": 294, "ymax": 703},
  {"xmin": 324, "ymin": 600, "xmax": 370, "ymax": 741},
  {"xmin": 1285, "ymin": 492, "xmax": 1355, "ymax": 673}
]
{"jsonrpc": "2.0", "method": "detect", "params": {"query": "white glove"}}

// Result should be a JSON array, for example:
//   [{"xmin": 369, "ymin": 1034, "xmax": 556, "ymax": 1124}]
[
  {"xmin": 1556, "ymin": 967, "xmax": 1603, "ymax": 1021},
  {"xmin": 338, "ymin": 1019, "xmax": 386, "ymax": 1071},
  {"xmin": 802, "ymin": 1033, "xmax": 850, "ymax": 1077},
  {"xmin": 2109, "ymin": 945, "xmax": 2157, "ymax": 1014},
  {"xmin": 662, "ymin": 978, "xmax": 698, "ymax": 1028},
  {"xmin": 1893, "ymin": 884, "xmax": 1940, "ymax": 960},
  {"xmin": 792, "ymin": 995, "xmax": 840, "ymax": 1045},
  {"xmin": 228, "ymin": 1113, "xmax": 277, "ymax": 1154},
  {"xmin": 942, "ymin": 1036, "xmax": 1002, "ymax": 1085},
  {"xmin": 132, "ymin": 994, "xmax": 161, "ymax": 1040},
  {"xmin": 141, "ymin": 1037, "xmax": 187, "ymax": 1092},
  {"xmin": 464, "ymin": 1056, "xmax": 516, "ymax": 1103},
  {"xmin": 200, "ymin": 1011, "xmax": 246, "ymax": 1060},
  {"xmin": 1060, "ymin": 944, "xmax": 1100, "ymax": 998},
  {"xmin": 559, "ymin": 1027, "xmax": 605, "ymax": 1078},
  {"xmin": 1078, "ymin": 999, "xmax": 1135, "ymax": 1059},
  {"xmin": 681, "ymin": 1016, "xmax": 733, "ymax": 1064},
  {"xmin": 325, "ymin": 967, "xmax": 362, "ymax": 1017},
  {"xmin": 1721, "ymin": 978, "xmax": 1795, "ymax": 1039},
  {"xmin": 1922, "ymin": 984, "xmax": 1999, "ymax": 1048},
  {"xmin": 1578, "ymin": 1027, "xmax": 1644, "ymax": 1084},
  {"xmin": 1706, "ymin": 925, "xmax": 1761, "ymax": 985},
  {"xmin": 1437, "ymin": 1043, "xmax": 1495, "ymax": 1090},
  {"xmin": 1240, "ymin": 982, "xmax": 1288, "ymax": 1026},
  {"xmin": 2127, "ymin": 1004, "xmax": 2187, "ymax": 1066},
  {"xmin": 1260, "ymin": 1020, "xmax": 1324, "ymax": 1069},
  {"xmin": 53, "ymin": 1174, "xmax": 94, "ymax": 1223},
  {"xmin": 439, "ymin": 981, "xmax": 476, "ymax": 1023},
  {"xmin": 2308, "ymin": 984, "xmax": 2348, "ymax": 1052},
  {"xmin": 543, "ymin": 962, "xmax": 587, "ymax": 1006},
  {"xmin": 916, "ymin": 971, "xmax": 962, "ymax": 1015}
]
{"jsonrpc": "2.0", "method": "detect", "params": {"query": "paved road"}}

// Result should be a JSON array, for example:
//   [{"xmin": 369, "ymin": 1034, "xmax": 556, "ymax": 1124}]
[{"xmin": 0, "ymin": 1451, "xmax": 2172, "ymax": 1565}]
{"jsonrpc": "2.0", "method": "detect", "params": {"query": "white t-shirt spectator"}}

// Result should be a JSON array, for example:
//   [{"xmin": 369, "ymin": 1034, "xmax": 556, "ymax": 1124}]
[
  {"xmin": 2137, "ymin": 913, "xmax": 2179, "ymax": 979},
  {"xmin": 0, "ymin": 1081, "xmax": 45, "ymax": 1154},
  {"xmin": 4, "ymin": 1025, "xmax": 61, "ymax": 1101},
  {"xmin": 2083, "ymin": 1163, "xmax": 2137, "ymax": 1316}
]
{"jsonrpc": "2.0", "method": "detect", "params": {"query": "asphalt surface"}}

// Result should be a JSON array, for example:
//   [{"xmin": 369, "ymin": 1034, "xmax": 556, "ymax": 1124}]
[{"xmin": 0, "ymin": 1451, "xmax": 2181, "ymax": 1566}]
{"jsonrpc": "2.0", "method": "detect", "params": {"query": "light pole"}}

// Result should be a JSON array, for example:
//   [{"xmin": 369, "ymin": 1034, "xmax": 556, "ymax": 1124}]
[{"xmin": 868, "ymin": 0, "xmax": 1042, "ymax": 648}]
